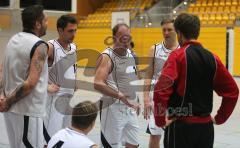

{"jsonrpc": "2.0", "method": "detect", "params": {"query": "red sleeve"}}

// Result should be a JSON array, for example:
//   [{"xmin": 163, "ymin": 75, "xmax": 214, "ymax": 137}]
[
  {"xmin": 153, "ymin": 52, "xmax": 179, "ymax": 127},
  {"xmin": 213, "ymin": 55, "xmax": 239, "ymax": 125}
]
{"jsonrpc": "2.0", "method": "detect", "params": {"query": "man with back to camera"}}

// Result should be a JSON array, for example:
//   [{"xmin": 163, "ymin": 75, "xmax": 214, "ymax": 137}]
[
  {"xmin": 154, "ymin": 13, "xmax": 239, "ymax": 148},
  {"xmin": 47, "ymin": 101, "xmax": 98, "ymax": 148},
  {"xmin": 143, "ymin": 18, "xmax": 179, "ymax": 148},
  {"xmin": 0, "ymin": 5, "xmax": 49, "ymax": 148},
  {"xmin": 44, "ymin": 15, "xmax": 78, "ymax": 140}
]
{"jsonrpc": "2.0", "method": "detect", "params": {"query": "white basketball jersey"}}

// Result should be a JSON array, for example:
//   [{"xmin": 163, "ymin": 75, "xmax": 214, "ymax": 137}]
[
  {"xmin": 2, "ymin": 32, "xmax": 48, "ymax": 117},
  {"xmin": 101, "ymin": 47, "xmax": 139, "ymax": 102},
  {"xmin": 48, "ymin": 40, "xmax": 77, "ymax": 96},
  {"xmin": 47, "ymin": 128, "xmax": 95, "ymax": 148},
  {"xmin": 151, "ymin": 42, "xmax": 179, "ymax": 86}
]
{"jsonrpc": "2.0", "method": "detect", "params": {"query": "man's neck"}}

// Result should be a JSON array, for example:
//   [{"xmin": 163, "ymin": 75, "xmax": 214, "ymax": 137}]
[
  {"xmin": 57, "ymin": 38, "xmax": 69, "ymax": 50},
  {"xmin": 25, "ymin": 29, "xmax": 39, "ymax": 37},
  {"xmin": 113, "ymin": 45, "xmax": 127, "ymax": 56},
  {"xmin": 181, "ymin": 38, "xmax": 197, "ymax": 46},
  {"xmin": 164, "ymin": 39, "xmax": 178, "ymax": 50},
  {"xmin": 71, "ymin": 126, "xmax": 89, "ymax": 135}
]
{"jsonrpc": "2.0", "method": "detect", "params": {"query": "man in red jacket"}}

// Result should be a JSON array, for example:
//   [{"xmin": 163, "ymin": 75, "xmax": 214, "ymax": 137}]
[{"xmin": 153, "ymin": 13, "xmax": 239, "ymax": 148}]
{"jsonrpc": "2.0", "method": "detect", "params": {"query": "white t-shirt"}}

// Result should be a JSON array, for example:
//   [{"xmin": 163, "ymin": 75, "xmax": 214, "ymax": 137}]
[
  {"xmin": 47, "ymin": 128, "xmax": 95, "ymax": 148},
  {"xmin": 48, "ymin": 39, "xmax": 77, "ymax": 96},
  {"xmin": 101, "ymin": 47, "xmax": 139, "ymax": 102},
  {"xmin": 149, "ymin": 42, "xmax": 180, "ymax": 101},
  {"xmin": 2, "ymin": 32, "xmax": 48, "ymax": 117}
]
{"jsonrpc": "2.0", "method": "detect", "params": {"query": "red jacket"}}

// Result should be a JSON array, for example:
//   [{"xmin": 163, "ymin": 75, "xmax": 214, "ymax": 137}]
[{"xmin": 154, "ymin": 41, "xmax": 239, "ymax": 127}]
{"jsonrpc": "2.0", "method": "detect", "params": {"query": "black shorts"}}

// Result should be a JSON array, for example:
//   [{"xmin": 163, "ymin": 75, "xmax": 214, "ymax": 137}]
[{"xmin": 164, "ymin": 120, "xmax": 214, "ymax": 148}]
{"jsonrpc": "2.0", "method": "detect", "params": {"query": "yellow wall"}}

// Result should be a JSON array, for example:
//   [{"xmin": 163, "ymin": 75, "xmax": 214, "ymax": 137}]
[
  {"xmin": 131, "ymin": 28, "xmax": 163, "ymax": 56},
  {"xmin": 47, "ymin": 16, "xmax": 58, "ymax": 31},
  {"xmin": 198, "ymin": 27, "xmax": 227, "ymax": 65},
  {"xmin": 74, "ymin": 28, "xmax": 164, "ymax": 67},
  {"xmin": 75, "ymin": 27, "xmax": 226, "ymax": 68},
  {"xmin": 74, "ymin": 28, "xmax": 112, "ymax": 67},
  {"xmin": 233, "ymin": 28, "xmax": 240, "ymax": 76},
  {"xmin": 0, "ymin": 14, "xmax": 11, "ymax": 29}
]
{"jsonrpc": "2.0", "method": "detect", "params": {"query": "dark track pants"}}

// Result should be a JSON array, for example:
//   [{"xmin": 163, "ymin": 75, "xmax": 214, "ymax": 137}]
[{"xmin": 164, "ymin": 120, "xmax": 214, "ymax": 148}]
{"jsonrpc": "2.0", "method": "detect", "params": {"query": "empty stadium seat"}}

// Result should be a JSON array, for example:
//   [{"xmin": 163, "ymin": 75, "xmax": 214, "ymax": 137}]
[
  {"xmin": 203, "ymin": 14, "xmax": 209, "ymax": 21},
  {"xmin": 212, "ymin": 6, "xmax": 218, "ymax": 13},
  {"xmin": 187, "ymin": 0, "xmax": 239, "ymax": 26},
  {"xmin": 216, "ymin": 13, "xmax": 222, "ymax": 21},
  {"xmin": 217, "ymin": 6, "xmax": 224, "ymax": 12},
  {"xmin": 207, "ymin": 0, "xmax": 214, "ymax": 6},
  {"xmin": 199, "ymin": 7, "xmax": 205, "ymax": 13},
  {"xmin": 206, "ymin": 7, "xmax": 211, "ymax": 12},
  {"xmin": 229, "ymin": 13, "xmax": 236, "ymax": 21},
  {"xmin": 230, "ymin": 6, "xmax": 237, "ymax": 13},
  {"xmin": 237, "ymin": 6, "xmax": 240, "ymax": 12},
  {"xmin": 202, "ymin": 1, "xmax": 207, "ymax": 6},
  {"xmin": 188, "ymin": 7, "xmax": 194, "ymax": 13},
  {"xmin": 196, "ymin": 1, "xmax": 202, "ymax": 6},
  {"xmin": 219, "ymin": 0, "xmax": 225, "ymax": 6},
  {"xmin": 79, "ymin": 0, "xmax": 153, "ymax": 28},
  {"xmin": 213, "ymin": 0, "xmax": 219, "ymax": 6},
  {"xmin": 209, "ymin": 14, "xmax": 216, "ymax": 21},
  {"xmin": 232, "ymin": 0, "xmax": 238, "ymax": 5},
  {"xmin": 222, "ymin": 13, "xmax": 229, "ymax": 20},
  {"xmin": 225, "ymin": 0, "xmax": 231, "ymax": 6},
  {"xmin": 224, "ymin": 6, "xmax": 230, "ymax": 13}
]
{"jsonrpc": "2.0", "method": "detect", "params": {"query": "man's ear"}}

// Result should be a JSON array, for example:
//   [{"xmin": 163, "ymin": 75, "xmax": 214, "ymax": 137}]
[
  {"xmin": 176, "ymin": 30, "xmax": 182, "ymax": 39},
  {"xmin": 176, "ymin": 30, "xmax": 180, "ymax": 36},
  {"xmin": 58, "ymin": 28, "xmax": 64, "ymax": 35},
  {"xmin": 112, "ymin": 36, "xmax": 117, "ymax": 43},
  {"xmin": 35, "ymin": 21, "xmax": 41, "ymax": 30}
]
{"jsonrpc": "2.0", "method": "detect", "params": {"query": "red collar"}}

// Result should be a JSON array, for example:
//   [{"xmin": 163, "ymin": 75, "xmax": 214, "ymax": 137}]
[{"xmin": 182, "ymin": 40, "xmax": 202, "ymax": 47}]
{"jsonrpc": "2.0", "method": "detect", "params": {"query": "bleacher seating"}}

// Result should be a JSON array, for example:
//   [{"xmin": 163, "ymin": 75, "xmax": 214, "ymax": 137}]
[
  {"xmin": 78, "ymin": 0, "xmax": 153, "ymax": 28},
  {"xmin": 187, "ymin": 0, "xmax": 240, "ymax": 26}
]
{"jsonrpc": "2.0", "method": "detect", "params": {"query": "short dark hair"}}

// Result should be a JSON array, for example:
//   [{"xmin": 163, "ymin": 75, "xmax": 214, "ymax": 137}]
[
  {"xmin": 174, "ymin": 13, "xmax": 200, "ymax": 39},
  {"xmin": 72, "ymin": 101, "xmax": 98, "ymax": 129},
  {"xmin": 112, "ymin": 23, "xmax": 129, "ymax": 37},
  {"xmin": 161, "ymin": 18, "xmax": 174, "ymax": 26},
  {"xmin": 57, "ymin": 15, "xmax": 78, "ymax": 30},
  {"xmin": 21, "ymin": 5, "xmax": 44, "ymax": 31}
]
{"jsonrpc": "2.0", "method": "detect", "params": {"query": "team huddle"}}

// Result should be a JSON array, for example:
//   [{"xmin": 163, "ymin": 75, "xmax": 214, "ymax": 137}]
[{"xmin": 0, "ymin": 5, "xmax": 239, "ymax": 148}]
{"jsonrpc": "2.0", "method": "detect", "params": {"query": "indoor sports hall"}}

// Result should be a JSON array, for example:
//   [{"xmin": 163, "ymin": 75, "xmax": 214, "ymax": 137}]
[{"xmin": 0, "ymin": 0, "xmax": 240, "ymax": 147}]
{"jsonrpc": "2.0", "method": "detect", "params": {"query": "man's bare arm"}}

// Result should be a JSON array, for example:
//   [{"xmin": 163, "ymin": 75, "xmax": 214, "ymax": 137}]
[
  {"xmin": 143, "ymin": 45, "xmax": 155, "ymax": 98},
  {"xmin": 94, "ymin": 54, "xmax": 138, "ymax": 108},
  {"xmin": 94, "ymin": 54, "xmax": 120, "ymax": 98},
  {"xmin": 143, "ymin": 45, "xmax": 155, "ymax": 119},
  {"xmin": 0, "ymin": 63, "xmax": 3, "ymax": 93},
  {"xmin": 47, "ymin": 42, "xmax": 54, "ymax": 66},
  {"xmin": 6, "ymin": 43, "xmax": 48, "ymax": 107}
]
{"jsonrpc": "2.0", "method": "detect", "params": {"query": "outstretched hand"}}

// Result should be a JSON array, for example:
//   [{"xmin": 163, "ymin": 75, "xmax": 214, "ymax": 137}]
[
  {"xmin": 143, "ymin": 96, "xmax": 152, "ymax": 120},
  {"xmin": 118, "ymin": 92, "xmax": 140, "ymax": 110},
  {"xmin": 48, "ymin": 83, "xmax": 60, "ymax": 93}
]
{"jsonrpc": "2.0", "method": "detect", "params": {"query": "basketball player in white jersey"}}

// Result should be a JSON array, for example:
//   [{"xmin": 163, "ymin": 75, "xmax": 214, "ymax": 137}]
[
  {"xmin": 44, "ymin": 15, "xmax": 78, "ymax": 140},
  {"xmin": 94, "ymin": 23, "xmax": 140, "ymax": 148},
  {"xmin": 0, "ymin": 5, "xmax": 49, "ymax": 148},
  {"xmin": 143, "ymin": 19, "xmax": 179, "ymax": 148},
  {"xmin": 47, "ymin": 101, "xmax": 98, "ymax": 148}
]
